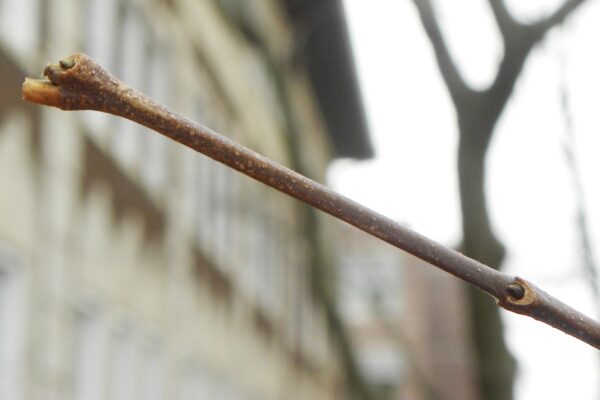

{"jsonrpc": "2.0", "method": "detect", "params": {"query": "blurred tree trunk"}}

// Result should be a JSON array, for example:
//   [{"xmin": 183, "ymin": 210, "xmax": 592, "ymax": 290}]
[{"xmin": 412, "ymin": 1, "xmax": 589, "ymax": 399}]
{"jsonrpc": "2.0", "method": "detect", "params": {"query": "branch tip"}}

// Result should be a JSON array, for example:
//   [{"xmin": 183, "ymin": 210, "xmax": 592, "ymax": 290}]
[
  {"xmin": 21, "ymin": 53, "xmax": 600, "ymax": 350},
  {"xmin": 22, "ymin": 53, "xmax": 122, "ymax": 112},
  {"xmin": 22, "ymin": 77, "xmax": 60, "ymax": 107}
]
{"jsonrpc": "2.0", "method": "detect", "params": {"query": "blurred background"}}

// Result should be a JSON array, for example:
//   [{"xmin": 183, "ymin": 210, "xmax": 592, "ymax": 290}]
[{"xmin": 0, "ymin": 0, "xmax": 598, "ymax": 399}]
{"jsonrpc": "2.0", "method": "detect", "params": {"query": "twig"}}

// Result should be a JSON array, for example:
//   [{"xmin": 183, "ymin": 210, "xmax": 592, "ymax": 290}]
[
  {"xmin": 22, "ymin": 53, "xmax": 600, "ymax": 349},
  {"xmin": 558, "ymin": 49, "xmax": 599, "ymax": 303}
]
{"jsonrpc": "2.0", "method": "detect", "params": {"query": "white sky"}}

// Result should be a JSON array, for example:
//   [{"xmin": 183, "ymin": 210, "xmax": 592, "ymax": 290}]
[{"xmin": 332, "ymin": 0, "xmax": 600, "ymax": 398}]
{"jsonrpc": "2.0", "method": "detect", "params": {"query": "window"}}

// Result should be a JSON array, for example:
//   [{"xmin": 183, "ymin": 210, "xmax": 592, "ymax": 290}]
[
  {"xmin": 73, "ymin": 307, "xmax": 109, "ymax": 400},
  {"xmin": 178, "ymin": 363, "xmax": 212, "ymax": 400},
  {"xmin": 284, "ymin": 243, "xmax": 302, "ymax": 344},
  {"xmin": 357, "ymin": 342, "xmax": 405, "ymax": 385},
  {"xmin": 108, "ymin": 322, "xmax": 138, "ymax": 400},
  {"xmin": 82, "ymin": 0, "xmax": 119, "ymax": 138},
  {"xmin": 181, "ymin": 148, "xmax": 199, "ymax": 230},
  {"xmin": 196, "ymin": 155, "xmax": 215, "ymax": 253},
  {"xmin": 141, "ymin": 46, "xmax": 172, "ymax": 193},
  {"xmin": 257, "ymin": 212, "xmax": 276, "ymax": 313},
  {"xmin": 299, "ymin": 297, "xmax": 314, "ymax": 354},
  {"xmin": 193, "ymin": 96, "xmax": 213, "ymax": 252},
  {"xmin": 0, "ymin": 257, "xmax": 26, "ymax": 400},
  {"xmin": 337, "ymin": 250, "xmax": 403, "ymax": 322},
  {"xmin": 251, "ymin": 191, "xmax": 268, "ymax": 305},
  {"xmin": 138, "ymin": 342, "xmax": 165, "ymax": 400},
  {"xmin": 211, "ymin": 162, "xmax": 230, "ymax": 266},
  {"xmin": 235, "ymin": 181, "xmax": 258, "ymax": 299},
  {"xmin": 212, "ymin": 377, "xmax": 237, "ymax": 400},
  {"xmin": 84, "ymin": 0, "xmax": 118, "ymax": 71},
  {"xmin": 222, "ymin": 173, "xmax": 239, "ymax": 268},
  {"xmin": 112, "ymin": 5, "xmax": 147, "ymax": 169},
  {"xmin": 287, "ymin": 245, "xmax": 309, "ymax": 347},
  {"xmin": 253, "ymin": 192, "xmax": 288, "ymax": 316}
]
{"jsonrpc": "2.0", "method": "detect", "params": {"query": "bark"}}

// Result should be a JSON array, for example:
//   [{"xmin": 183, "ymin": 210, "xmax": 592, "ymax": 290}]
[{"xmin": 24, "ymin": 49, "xmax": 600, "ymax": 400}]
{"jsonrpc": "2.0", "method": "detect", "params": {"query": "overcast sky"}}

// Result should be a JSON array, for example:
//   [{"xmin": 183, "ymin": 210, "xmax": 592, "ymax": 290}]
[{"xmin": 331, "ymin": 1, "xmax": 600, "ymax": 398}]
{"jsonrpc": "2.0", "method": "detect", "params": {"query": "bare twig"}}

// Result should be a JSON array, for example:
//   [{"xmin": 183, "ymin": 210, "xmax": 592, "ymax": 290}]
[
  {"xmin": 22, "ymin": 54, "xmax": 600, "ymax": 349},
  {"xmin": 534, "ymin": 0, "xmax": 588, "ymax": 36},
  {"xmin": 558, "ymin": 51, "xmax": 599, "ymax": 302}
]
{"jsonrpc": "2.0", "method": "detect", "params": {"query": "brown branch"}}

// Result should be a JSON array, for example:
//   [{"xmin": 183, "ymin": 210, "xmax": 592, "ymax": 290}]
[
  {"xmin": 411, "ymin": 0, "xmax": 469, "ymax": 103},
  {"xmin": 22, "ymin": 53, "xmax": 600, "ymax": 349},
  {"xmin": 22, "ymin": 79, "xmax": 63, "ymax": 106}
]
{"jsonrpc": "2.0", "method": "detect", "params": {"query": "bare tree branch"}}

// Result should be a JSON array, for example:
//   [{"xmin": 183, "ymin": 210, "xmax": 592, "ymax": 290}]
[
  {"xmin": 415, "ymin": 0, "xmax": 590, "ymax": 107},
  {"xmin": 487, "ymin": 0, "xmax": 518, "ymax": 37},
  {"xmin": 411, "ymin": 0, "xmax": 469, "ymax": 104},
  {"xmin": 22, "ymin": 53, "xmax": 600, "ymax": 349},
  {"xmin": 487, "ymin": 0, "xmax": 590, "ymax": 119},
  {"xmin": 533, "ymin": 0, "xmax": 589, "ymax": 37}
]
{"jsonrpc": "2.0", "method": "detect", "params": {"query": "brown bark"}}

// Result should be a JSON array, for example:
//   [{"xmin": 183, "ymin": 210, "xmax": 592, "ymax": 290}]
[{"xmin": 23, "ymin": 53, "xmax": 600, "ymax": 397}]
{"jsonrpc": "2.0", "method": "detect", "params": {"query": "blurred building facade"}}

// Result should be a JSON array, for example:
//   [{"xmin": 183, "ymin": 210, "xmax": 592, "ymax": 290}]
[
  {"xmin": 334, "ymin": 223, "xmax": 405, "ymax": 398},
  {"xmin": 335, "ymin": 223, "xmax": 479, "ymax": 400},
  {"xmin": 402, "ymin": 256, "xmax": 478, "ymax": 400},
  {"xmin": 0, "ymin": 0, "xmax": 372, "ymax": 399}
]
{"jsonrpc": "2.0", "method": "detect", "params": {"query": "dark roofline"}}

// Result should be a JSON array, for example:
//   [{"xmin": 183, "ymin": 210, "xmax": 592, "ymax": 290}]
[{"xmin": 282, "ymin": 0, "xmax": 374, "ymax": 160}]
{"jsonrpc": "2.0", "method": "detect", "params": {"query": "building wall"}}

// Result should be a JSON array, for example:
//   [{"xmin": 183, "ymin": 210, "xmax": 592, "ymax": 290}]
[
  {"xmin": 0, "ymin": 0, "xmax": 343, "ymax": 399},
  {"xmin": 402, "ymin": 255, "xmax": 478, "ymax": 400},
  {"xmin": 334, "ymin": 221, "xmax": 479, "ymax": 400},
  {"xmin": 334, "ymin": 222, "xmax": 405, "ymax": 398}
]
